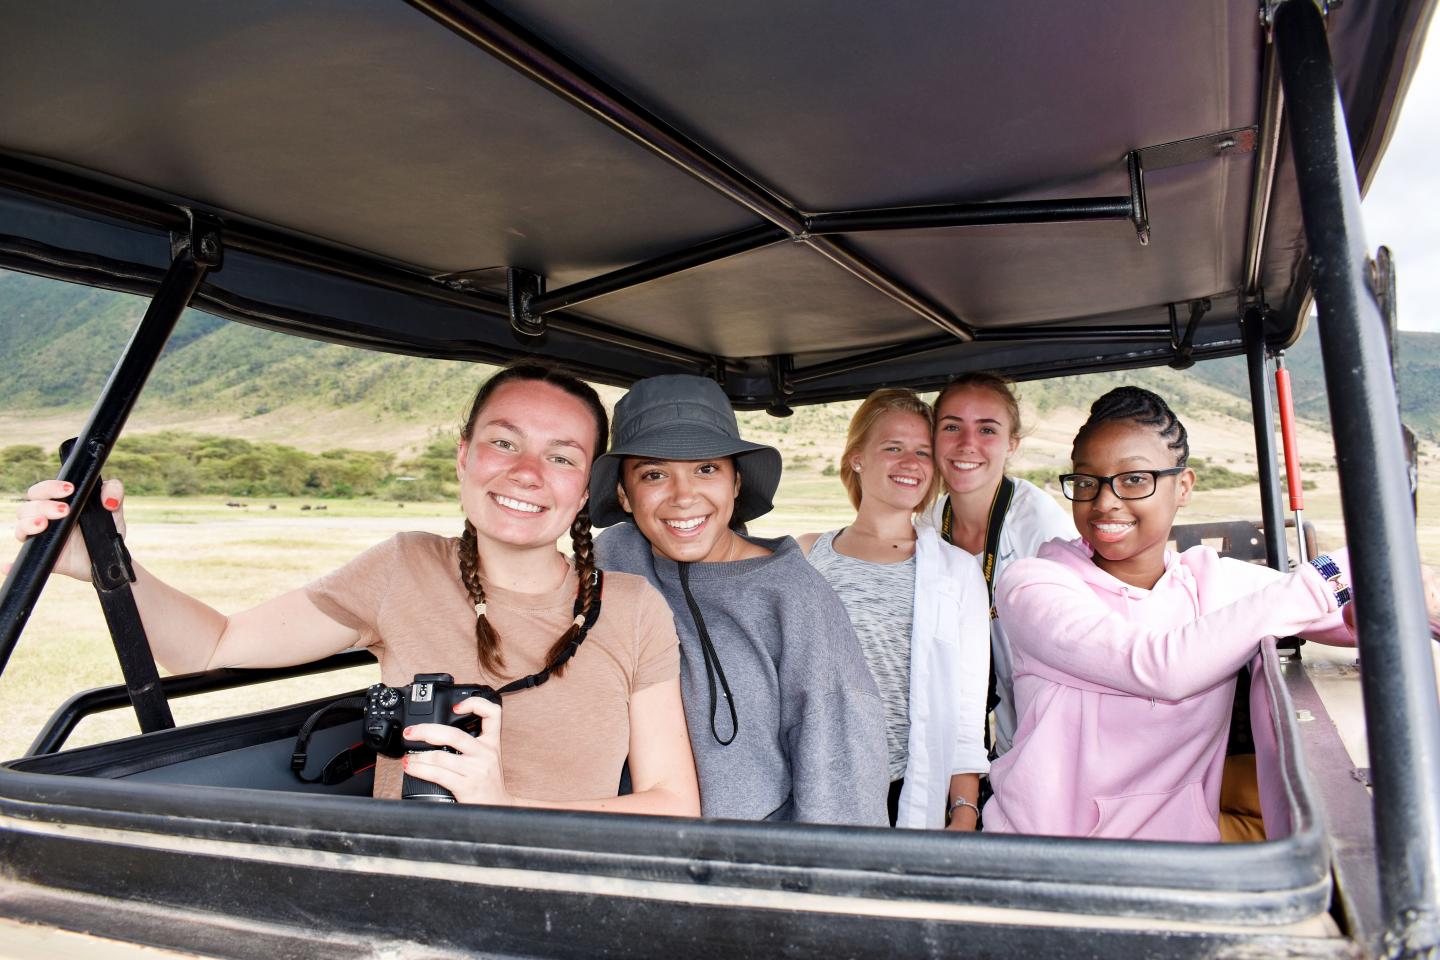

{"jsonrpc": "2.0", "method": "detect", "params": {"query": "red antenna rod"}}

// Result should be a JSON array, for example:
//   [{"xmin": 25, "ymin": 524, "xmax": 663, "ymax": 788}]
[{"xmin": 1274, "ymin": 353, "xmax": 1308, "ymax": 562}]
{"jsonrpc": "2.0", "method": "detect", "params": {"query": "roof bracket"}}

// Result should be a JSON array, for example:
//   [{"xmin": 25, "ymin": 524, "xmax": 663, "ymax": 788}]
[
  {"xmin": 1261, "ymin": 0, "xmax": 1338, "ymax": 36},
  {"xmin": 171, "ymin": 211, "xmax": 223, "ymax": 270},
  {"xmin": 1168, "ymin": 297, "xmax": 1211, "ymax": 369},
  {"xmin": 507, "ymin": 267, "xmax": 547, "ymax": 337},
  {"xmin": 1127, "ymin": 152, "xmax": 1150, "ymax": 246},
  {"xmin": 765, "ymin": 355, "xmax": 795, "ymax": 418}
]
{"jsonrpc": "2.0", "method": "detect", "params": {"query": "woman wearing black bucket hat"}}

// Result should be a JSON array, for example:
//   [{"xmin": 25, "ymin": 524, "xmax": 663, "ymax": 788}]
[{"xmin": 592, "ymin": 374, "xmax": 889, "ymax": 826}]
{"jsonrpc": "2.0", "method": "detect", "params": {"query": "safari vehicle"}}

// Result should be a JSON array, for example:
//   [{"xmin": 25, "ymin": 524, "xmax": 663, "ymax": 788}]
[{"xmin": 1, "ymin": 0, "xmax": 1438, "ymax": 957}]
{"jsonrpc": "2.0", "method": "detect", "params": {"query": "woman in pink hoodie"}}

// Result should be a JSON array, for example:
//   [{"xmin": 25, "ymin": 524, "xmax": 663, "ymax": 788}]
[{"xmin": 983, "ymin": 386, "xmax": 1357, "ymax": 842}]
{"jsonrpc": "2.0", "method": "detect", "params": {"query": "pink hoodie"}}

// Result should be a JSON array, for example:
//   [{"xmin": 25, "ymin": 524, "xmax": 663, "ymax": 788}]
[{"xmin": 983, "ymin": 538, "xmax": 1352, "ymax": 842}]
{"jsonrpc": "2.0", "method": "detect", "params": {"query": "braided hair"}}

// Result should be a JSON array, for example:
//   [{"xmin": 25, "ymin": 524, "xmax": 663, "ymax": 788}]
[
  {"xmin": 456, "ymin": 363, "xmax": 608, "ymax": 680},
  {"xmin": 1072, "ymin": 386, "xmax": 1190, "ymax": 467}
]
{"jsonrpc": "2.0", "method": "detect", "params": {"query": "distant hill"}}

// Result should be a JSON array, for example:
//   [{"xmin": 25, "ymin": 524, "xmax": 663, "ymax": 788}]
[{"xmin": 2, "ymin": 267, "xmax": 1436, "ymax": 449}]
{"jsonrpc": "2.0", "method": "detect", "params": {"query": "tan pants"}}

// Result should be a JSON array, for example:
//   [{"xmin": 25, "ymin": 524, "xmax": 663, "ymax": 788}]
[{"xmin": 1218, "ymin": 753, "xmax": 1266, "ymax": 843}]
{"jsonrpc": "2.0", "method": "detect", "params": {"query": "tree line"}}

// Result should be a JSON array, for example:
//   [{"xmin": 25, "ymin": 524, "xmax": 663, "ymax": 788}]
[{"xmin": 0, "ymin": 432, "xmax": 456, "ymax": 501}]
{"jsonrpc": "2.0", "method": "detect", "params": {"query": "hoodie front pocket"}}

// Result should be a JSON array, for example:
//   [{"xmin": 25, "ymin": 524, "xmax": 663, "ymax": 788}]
[{"xmin": 1086, "ymin": 781, "xmax": 1217, "ymax": 842}]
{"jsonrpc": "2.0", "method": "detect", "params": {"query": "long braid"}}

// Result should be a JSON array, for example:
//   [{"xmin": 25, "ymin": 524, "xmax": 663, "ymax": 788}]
[
  {"xmin": 1072, "ymin": 386, "xmax": 1190, "ymax": 466},
  {"xmin": 541, "ymin": 503, "xmax": 598, "ymax": 678},
  {"xmin": 459, "ymin": 520, "xmax": 506, "ymax": 675}
]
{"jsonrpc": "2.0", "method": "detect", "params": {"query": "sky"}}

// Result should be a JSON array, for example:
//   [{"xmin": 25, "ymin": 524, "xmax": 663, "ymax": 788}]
[{"xmin": 1361, "ymin": 10, "xmax": 1440, "ymax": 332}]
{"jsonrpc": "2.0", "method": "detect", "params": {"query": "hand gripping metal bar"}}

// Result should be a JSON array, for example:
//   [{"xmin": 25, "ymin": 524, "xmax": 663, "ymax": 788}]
[
  {"xmin": 0, "ymin": 216, "xmax": 221, "ymax": 678},
  {"xmin": 59, "ymin": 438, "xmax": 175, "ymax": 733}
]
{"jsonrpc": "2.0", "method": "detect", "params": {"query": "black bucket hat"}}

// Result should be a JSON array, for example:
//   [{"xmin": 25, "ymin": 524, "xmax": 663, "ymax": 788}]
[{"xmin": 589, "ymin": 375, "xmax": 783, "ymax": 528}]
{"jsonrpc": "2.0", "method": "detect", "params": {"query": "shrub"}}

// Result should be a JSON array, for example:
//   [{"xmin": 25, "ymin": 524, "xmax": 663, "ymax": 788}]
[
  {"xmin": 1192, "ymin": 458, "xmax": 1256, "ymax": 491},
  {"xmin": 0, "ymin": 433, "xmax": 442, "ymax": 499}
]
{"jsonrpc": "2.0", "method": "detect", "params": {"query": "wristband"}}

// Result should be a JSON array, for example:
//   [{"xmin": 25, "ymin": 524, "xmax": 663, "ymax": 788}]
[
  {"xmin": 1308, "ymin": 554, "xmax": 1352, "ymax": 607},
  {"xmin": 948, "ymin": 797, "xmax": 980, "ymax": 822}
]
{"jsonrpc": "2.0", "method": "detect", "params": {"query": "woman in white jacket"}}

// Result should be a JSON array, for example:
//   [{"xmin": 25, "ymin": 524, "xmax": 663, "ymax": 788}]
[
  {"xmin": 800, "ymin": 389, "xmax": 990, "ymax": 830},
  {"xmin": 918, "ymin": 373, "xmax": 1077, "ymax": 759}
]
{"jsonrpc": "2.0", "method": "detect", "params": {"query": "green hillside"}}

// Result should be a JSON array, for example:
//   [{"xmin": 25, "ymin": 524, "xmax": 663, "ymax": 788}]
[
  {"xmin": 0, "ymin": 269, "xmax": 483, "ymax": 434},
  {"xmin": 2, "ymin": 266, "xmax": 1435, "ymax": 445}
]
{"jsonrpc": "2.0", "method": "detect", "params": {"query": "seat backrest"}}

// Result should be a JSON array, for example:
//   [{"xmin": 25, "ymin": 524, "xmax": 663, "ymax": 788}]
[{"xmin": 1169, "ymin": 518, "xmax": 1317, "ymax": 566}]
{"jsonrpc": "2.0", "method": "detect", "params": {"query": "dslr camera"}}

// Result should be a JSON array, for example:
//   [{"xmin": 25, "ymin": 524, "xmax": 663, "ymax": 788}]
[{"xmin": 363, "ymin": 673, "xmax": 501, "ymax": 803}]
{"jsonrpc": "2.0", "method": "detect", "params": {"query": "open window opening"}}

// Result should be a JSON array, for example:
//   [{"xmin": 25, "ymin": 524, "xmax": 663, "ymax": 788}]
[{"xmin": 1, "ymin": 1, "xmax": 1437, "ymax": 956}]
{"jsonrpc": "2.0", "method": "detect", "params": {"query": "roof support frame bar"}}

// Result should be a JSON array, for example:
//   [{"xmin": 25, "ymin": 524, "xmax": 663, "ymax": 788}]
[
  {"xmin": 0, "ymin": 216, "xmax": 221, "ymax": 677},
  {"xmin": 790, "ymin": 325, "xmax": 1175, "ymax": 387},
  {"xmin": 523, "ymin": 195, "xmax": 1138, "ymax": 320},
  {"xmin": 1275, "ymin": 3, "xmax": 1440, "ymax": 955},
  {"xmin": 404, "ymin": 0, "xmax": 975, "ymax": 341},
  {"xmin": 804, "ymin": 196, "xmax": 1134, "ymax": 234},
  {"xmin": 1243, "ymin": 305, "xmax": 1289, "ymax": 572},
  {"xmin": 529, "ymin": 225, "xmax": 785, "ymax": 315},
  {"xmin": 973, "ymin": 325, "xmax": 1174, "ymax": 343},
  {"xmin": 1243, "ymin": 31, "xmax": 1285, "ymax": 297}
]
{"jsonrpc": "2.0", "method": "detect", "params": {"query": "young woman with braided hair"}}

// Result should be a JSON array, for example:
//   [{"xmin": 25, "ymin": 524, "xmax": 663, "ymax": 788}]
[
  {"xmin": 982, "ymin": 385, "xmax": 1375, "ymax": 841},
  {"xmin": 11, "ymin": 364, "xmax": 699, "ymax": 814}
]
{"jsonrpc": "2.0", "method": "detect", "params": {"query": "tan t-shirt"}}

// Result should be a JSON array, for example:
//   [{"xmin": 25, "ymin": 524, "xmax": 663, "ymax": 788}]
[{"xmin": 305, "ymin": 531, "xmax": 680, "ymax": 801}]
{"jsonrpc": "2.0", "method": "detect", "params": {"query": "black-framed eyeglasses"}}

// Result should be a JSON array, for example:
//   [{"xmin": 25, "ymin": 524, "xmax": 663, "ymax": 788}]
[{"xmin": 1059, "ymin": 467, "xmax": 1186, "ymax": 502}]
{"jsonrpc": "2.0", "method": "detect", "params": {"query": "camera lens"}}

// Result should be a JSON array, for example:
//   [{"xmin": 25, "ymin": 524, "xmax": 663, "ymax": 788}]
[{"xmin": 401, "ymin": 751, "xmax": 456, "ymax": 802}]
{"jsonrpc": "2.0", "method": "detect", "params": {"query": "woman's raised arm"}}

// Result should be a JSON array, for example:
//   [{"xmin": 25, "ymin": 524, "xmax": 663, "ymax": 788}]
[
  {"xmin": 998, "ymin": 556, "xmax": 1339, "ymax": 702},
  {"xmin": 11, "ymin": 478, "xmax": 361, "ymax": 674}
]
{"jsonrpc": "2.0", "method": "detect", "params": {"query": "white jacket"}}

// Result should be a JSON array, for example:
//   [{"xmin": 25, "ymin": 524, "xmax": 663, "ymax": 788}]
[
  {"xmin": 918, "ymin": 479, "xmax": 1077, "ymax": 756},
  {"xmin": 895, "ymin": 526, "xmax": 992, "ymax": 829}
]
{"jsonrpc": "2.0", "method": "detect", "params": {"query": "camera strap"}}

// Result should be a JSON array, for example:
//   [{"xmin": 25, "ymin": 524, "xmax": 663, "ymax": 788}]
[
  {"xmin": 940, "ymin": 477, "xmax": 1014, "ymax": 758},
  {"xmin": 290, "ymin": 570, "xmax": 605, "ymax": 784},
  {"xmin": 496, "ymin": 569, "xmax": 604, "ymax": 694},
  {"xmin": 291, "ymin": 696, "xmax": 373, "ymax": 784}
]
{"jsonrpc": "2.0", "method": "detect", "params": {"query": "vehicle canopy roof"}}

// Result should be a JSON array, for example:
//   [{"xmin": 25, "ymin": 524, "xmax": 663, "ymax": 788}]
[{"xmin": 0, "ymin": 0, "xmax": 1433, "ymax": 406}]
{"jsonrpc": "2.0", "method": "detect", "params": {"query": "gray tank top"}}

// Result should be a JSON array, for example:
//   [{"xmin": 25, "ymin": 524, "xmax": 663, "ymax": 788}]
[{"xmin": 807, "ymin": 530, "xmax": 914, "ymax": 780}]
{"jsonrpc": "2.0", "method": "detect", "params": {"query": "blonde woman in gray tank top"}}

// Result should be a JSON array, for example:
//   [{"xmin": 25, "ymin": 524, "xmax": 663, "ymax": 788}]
[{"xmin": 799, "ymin": 389, "xmax": 992, "ymax": 830}]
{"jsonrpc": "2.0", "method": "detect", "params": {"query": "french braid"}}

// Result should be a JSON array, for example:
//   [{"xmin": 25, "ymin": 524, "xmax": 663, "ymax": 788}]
[
  {"xmin": 458, "ymin": 519, "xmax": 505, "ymax": 675},
  {"xmin": 540, "ymin": 502, "xmax": 599, "ymax": 678},
  {"xmin": 1072, "ymin": 386, "xmax": 1190, "ymax": 466}
]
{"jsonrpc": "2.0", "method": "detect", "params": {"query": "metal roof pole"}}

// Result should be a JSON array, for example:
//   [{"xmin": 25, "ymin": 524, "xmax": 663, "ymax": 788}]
[
  {"xmin": 529, "ymin": 225, "xmax": 786, "ymax": 315},
  {"xmin": 1243, "ymin": 307, "xmax": 1289, "ymax": 572},
  {"xmin": 1274, "ymin": 3, "xmax": 1440, "ymax": 956},
  {"xmin": 803, "ymin": 197, "xmax": 1134, "ymax": 233},
  {"xmin": 0, "ymin": 219, "xmax": 221, "ymax": 678}
]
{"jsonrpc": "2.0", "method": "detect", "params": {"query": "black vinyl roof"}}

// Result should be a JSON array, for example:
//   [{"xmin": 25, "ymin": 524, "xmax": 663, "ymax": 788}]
[{"xmin": 0, "ymin": 0, "xmax": 1433, "ymax": 407}]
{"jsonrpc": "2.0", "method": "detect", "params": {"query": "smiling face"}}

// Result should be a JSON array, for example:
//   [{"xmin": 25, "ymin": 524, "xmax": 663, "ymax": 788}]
[
  {"xmin": 933, "ymin": 385, "xmax": 1020, "ymax": 499},
  {"xmin": 455, "ymin": 380, "xmax": 598, "ymax": 555},
  {"xmin": 1070, "ymin": 419, "xmax": 1195, "ymax": 589},
  {"xmin": 852, "ymin": 410, "xmax": 934, "ymax": 513},
  {"xmin": 618, "ymin": 457, "xmax": 742, "ymax": 563}
]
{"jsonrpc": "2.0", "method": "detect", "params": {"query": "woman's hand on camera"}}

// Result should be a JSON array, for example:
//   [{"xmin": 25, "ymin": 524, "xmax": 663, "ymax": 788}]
[
  {"xmin": 7, "ymin": 478, "xmax": 127, "ymax": 582},
  {"xmin": 403, "ymin": 696, "xmax": 513, "ymax": 806}
]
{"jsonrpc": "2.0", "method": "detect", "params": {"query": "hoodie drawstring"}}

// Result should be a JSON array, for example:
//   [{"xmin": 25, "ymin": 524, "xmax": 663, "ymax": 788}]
[{"xmin": 677, "ymin": 562, "xmax": 739, "ymax": 745}]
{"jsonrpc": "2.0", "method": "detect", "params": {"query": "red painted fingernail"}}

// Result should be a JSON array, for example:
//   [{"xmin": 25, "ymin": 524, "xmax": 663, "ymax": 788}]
[
  {"xmin": 104, "ymin": 498, "xmax": 119, "ymax": 509},
  {"xmin": 402, "ymin": 757, "xmax": 410, "ymax": 768},
  {"xmin": 55, "ymin": 504, "xmax": 68, "ymax": 515},
  {"xmin": 61, "ymin": 483, "xmax": 73, "ymax": 493}
]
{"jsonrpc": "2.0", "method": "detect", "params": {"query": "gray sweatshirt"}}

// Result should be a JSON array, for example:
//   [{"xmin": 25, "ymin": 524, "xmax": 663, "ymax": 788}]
[{"xmin": 596, "ymin": 522, "xmax": 889, "ymax": 826}]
